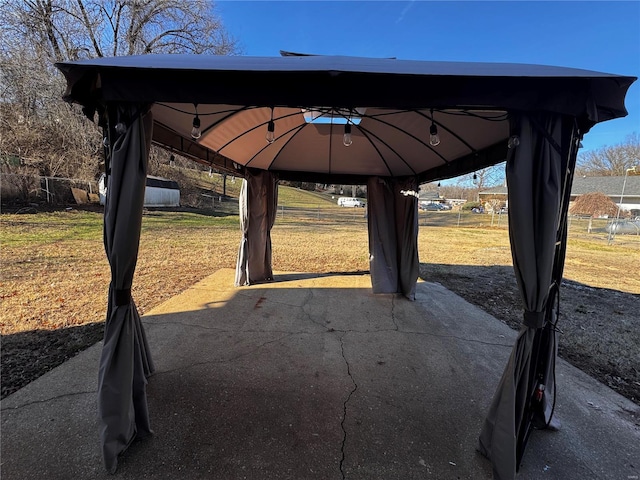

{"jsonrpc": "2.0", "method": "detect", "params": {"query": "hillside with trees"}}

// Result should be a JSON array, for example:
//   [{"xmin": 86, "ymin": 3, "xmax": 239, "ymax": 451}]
[
  {"xmin": 0, "ymin": 0, "xmax": 238, "ymax": 204},
  {"xmin": 1, "ymin": 1, "xmax": 637, "ymax": 208}
]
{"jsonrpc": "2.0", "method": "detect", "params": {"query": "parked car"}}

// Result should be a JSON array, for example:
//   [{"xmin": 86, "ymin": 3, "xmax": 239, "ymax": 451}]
[
  {"xmin": 420, "ymin": 202, "xmax": 445, "ymax": 211},
  {"xmin": 337, "ymin": 197, "xmax": 366, "ymax": 207}
]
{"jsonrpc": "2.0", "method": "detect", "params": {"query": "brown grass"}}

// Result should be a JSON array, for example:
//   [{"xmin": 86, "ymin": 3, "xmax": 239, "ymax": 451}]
[
  {"xmin": 2, "ymin": 209, "xmax": 638, "ymax": 337},
  {"xmin": 2, "ymin": 207, "xmax": 639, "ymax": 402}
]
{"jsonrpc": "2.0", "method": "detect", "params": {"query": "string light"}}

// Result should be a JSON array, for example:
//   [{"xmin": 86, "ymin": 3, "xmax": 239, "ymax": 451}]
[
  {"xmin": 429, "ymin": 109, "xmax": 440, "ymax": 147},
  {"xmin": 191, "ymin": 104, "xmax": 201, "ymax": 139},
  {"xmin": 343, "ymin": 122, "xmax": 353, "ymax": 147},
  {"xmin": 266, "ymin": 107, "xmax": 275, "ymax": 144}
]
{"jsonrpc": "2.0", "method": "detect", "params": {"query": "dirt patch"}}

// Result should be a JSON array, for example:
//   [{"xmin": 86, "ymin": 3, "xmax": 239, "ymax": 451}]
[
  {"xmin": 1, "ymin": 323, "xmax": 104, "ymax": 398},
  {"xmin": 420, "ymin": 263, "xmax": 640, "ymax": 406}
]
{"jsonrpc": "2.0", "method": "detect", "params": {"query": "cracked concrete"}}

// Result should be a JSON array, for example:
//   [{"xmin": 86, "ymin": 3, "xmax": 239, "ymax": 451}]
[
  {"xmin": 338, "ymin": 334, "xmax": 358, "ymax": 480},
  {"xmin": 2, "ymin": 268, "xmax": 639, "ymax": 480}
]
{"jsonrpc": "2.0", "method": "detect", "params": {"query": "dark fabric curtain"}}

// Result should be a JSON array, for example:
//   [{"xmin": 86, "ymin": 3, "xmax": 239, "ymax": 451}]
[
  {"xmin": 98, "ymin": 104, "xmax": 155, "ymax": 473},
  {"xmin": 235, "ymin": 170, "xmax": 279, "ymax": 286},
  {"xmin": 366, "ymin": 176, "xmax": 419, "ymax": 300},
  {"xmin": 478, "ymin": 113, "xmax": 578, "ymax": 480}
]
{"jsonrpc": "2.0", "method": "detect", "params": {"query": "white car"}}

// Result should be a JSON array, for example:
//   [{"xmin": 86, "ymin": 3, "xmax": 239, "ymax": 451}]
[{"xmin": 337, "ymin": 197, "xmax": 366, "ymax": 207}]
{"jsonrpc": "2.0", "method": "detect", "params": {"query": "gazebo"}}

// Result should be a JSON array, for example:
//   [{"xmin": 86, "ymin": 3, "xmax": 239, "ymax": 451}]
[{"xmin": 55, "ymin": 52, "xmax": 635, "ymax": 479}]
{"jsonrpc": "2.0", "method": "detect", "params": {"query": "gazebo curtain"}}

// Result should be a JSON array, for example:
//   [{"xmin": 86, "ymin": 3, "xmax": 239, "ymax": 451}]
[
  {"xmin": 98, "ymin": 104, "xmax": 155, "ymax": 473},
  {"xmin": 235, "ymin": 169, "xmax": 279, "ymax": 286},
  {"xmin": 478, "ymin": 113, "xmax": 579, "ymax": 480},
  {"xmin": 366, "ymin": 176, "xmax": 419, "ymax": 300}
]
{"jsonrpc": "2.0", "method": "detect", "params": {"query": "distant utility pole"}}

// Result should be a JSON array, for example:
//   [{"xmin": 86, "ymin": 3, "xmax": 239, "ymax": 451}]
[{"xmin": 608, "ymin": 165, "xmax": 638, "ymax": 245}]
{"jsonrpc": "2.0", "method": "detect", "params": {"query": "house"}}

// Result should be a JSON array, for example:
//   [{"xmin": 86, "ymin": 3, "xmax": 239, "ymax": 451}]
[
  {"xmin": 570, "ymin": 176, "xmax": 640, "ymax": 213},
  {"xmin": 479, "ymin": 176, "xmax": 640, "ymax": 215}
]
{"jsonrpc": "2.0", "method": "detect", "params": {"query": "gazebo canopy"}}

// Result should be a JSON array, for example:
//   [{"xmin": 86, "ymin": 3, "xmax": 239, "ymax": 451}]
[
  {"xmin": 56, "ymin": 52, "xmax": 634, "ymax": 183},
  {"xmin": 54, "ymin": 53, "xmax": 635, "ymax": 479}
]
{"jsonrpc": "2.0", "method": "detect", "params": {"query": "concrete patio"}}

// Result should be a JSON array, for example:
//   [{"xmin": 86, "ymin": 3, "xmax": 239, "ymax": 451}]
[{"xmin": 2, "ymin": 269, "xmax": 638, "ymax": 479}]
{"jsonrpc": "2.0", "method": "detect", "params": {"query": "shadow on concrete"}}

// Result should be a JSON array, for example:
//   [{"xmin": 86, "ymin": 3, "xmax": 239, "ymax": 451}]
[
  {"xmin": 2, "ymin": 270, "xmax": 639, "ymax": 480},
  {"xmin": 420, "ymin": 262, "xmax": 640, "ymax": 406}
]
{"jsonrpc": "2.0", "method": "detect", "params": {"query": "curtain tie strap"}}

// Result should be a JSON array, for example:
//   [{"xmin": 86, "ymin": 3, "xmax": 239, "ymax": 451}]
[
  {"xmin": 523, "ymin": 310, "xmax": 545, "ymax": 329},
  {"xmin": 114, "ymin": 288, "xmax": 131, "ymax": 306}
]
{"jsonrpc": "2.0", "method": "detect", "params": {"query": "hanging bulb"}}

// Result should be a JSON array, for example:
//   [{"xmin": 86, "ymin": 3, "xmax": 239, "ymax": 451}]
[
  {"xmin": 507, "ymin": 135, "xmax": 520, "ymax": 149},
  {"xmin": 429, "ymin": 123, "xmax": 440, "ymax": 146},
  {"xmin": 208, "ymin": 167, "xmax": 213, "ymax": 177},
  {"xmin": 191, "ymin": 114, "xmax": 201, "ymax": 139},
  {"xmin": 169, "ymin": 154, "xmax": 175, "ymax": 167},
  {"xmin": 343, "ymin": 123, "xmax": 352, "ymax": 147},
  {"xmin": 472, "ymin": 173, "xmax": 478, "ymax": 185},
  {"xmin": 115, "ymin": 122, "xmax": 126, "ymax": 135},
  {"xmin": 266, "ymin": 107, "xmax": 276, "ymax": 144},
  {"xmin": 266, "ymin": 120, "xmax": 275, "ymax": 144}
]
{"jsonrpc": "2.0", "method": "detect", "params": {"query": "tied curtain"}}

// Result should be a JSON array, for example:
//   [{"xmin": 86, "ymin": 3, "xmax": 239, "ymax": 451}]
[
  {"xmin": 478, "ymin": 113, "xmax": 579, "ymax": 480},
  {"xmin": 367, "ymin": 176, "xmax": 419, "ymax": 300},
  {"xmin": 98, "ymin": 104, "xmax": 155, "ymax": 473},
  {"xmin": 235, "ymin": 169, "xmax": 279, "ymax": 286}
]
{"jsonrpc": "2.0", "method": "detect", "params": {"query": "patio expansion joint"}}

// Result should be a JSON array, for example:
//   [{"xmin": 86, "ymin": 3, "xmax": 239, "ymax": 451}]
[
  {"xmin": 319, "ymin": 326, "xmax": 512, "ymax": 349},
  {"xmin": 1, "ymin": 389, "xmax": 96, "ymax": 412},
  {"xmin": 148, "ymin": 319, "xmax": 318, "ymax": 336},
  {"xmin": 150, "ymin": 331, "xmax": 316, "ymax": 376},
  {"xmin": 398, "ymin": 330, "xmax": 513, "ymax": 348},
  {"xmin": 338, "ymin": 333, "xmax": 358, "ymax": 480}
]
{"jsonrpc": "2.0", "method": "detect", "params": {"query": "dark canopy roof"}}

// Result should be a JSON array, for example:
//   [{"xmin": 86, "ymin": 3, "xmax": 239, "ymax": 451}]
[{"xmin": 56, "ymin": 54, "xmax": 635, "ymax": 183}]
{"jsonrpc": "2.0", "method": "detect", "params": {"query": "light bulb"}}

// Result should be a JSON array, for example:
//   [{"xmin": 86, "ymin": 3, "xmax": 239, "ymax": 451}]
[
  {"xmin": 266, "ymin": 120, "xmax": 275, "ymax": 144},
  {"xmin": 472, "ymin": 173, "xmax": 478, "ymax": 185},
  {"xmin": 208, "ymin": 167, "xmax": 213, "ymax": 177},
  {"xmin": 429, "ymin": 123, "xmax": 440, "ymax": 146},
  {"xmin": 191, "ymin": 115, "xmax": 201, "ymax": 139},
  {"xmin": 115, "ymin": 122, "xmax": 126, "ymax": 134},
  {"xmin": 507, "ymin": 135, "xmax": 520, "ymax": 149},
  {"xmin": 343, "ymin": 123, "xmax": 352, "ymax": 147}
]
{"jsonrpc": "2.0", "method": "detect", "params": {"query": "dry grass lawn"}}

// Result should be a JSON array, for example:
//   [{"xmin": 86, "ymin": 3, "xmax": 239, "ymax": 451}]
[
  {"xmin": 1, "ymin": 203, "xmax": 639, "ymax": 401},
  {"xmin": 2, "ymin": 208, "xmax": 638, "ymax": 335}
]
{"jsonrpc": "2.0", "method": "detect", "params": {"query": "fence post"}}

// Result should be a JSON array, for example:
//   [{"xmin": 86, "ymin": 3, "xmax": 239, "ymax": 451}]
[
  {"xmin": 457, "ymin": 209, "xmax": 461, "ymax": 227},
  {"xmin": 45, "ymin": 177, "xmax": 51, "ymax": 203}
]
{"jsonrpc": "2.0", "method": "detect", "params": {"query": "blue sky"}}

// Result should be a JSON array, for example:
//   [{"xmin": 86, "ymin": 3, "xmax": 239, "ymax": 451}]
[{"xmin": 216, "ymin": 1, "xmax": 639, "ymax": 154}]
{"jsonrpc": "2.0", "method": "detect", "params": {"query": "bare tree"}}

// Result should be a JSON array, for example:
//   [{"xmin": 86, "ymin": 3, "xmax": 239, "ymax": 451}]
[
  {"xmin": 455, "ymin": 163, "xmax": 505, "ymax": 201},
  {"xmin": 576, "ymin": 132, "xmax": 640, "ymax": 176},
  {"xmin": 1, "ymin": 0, "xmax": 238, "ymax": 61},
  {"xmin": 0, "ymin": 0, "xmax": 239, "ymax": 190}
]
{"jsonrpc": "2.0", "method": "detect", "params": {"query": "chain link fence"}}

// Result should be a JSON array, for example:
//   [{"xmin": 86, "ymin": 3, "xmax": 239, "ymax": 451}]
[{"xmin": 1, "ymin": 173, "xmax": 98, "ymax": 206}]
